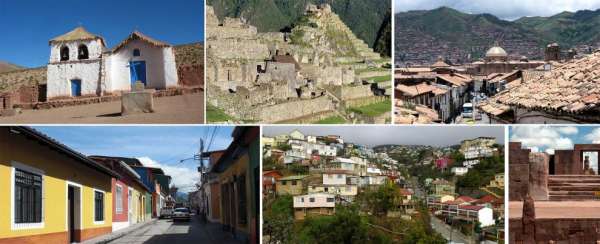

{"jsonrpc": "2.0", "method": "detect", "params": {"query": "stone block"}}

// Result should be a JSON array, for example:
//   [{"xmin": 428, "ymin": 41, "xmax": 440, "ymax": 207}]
[
  {"xmin": 121, "ymin": 90, "xmax": 154, "ymax": 115},
  {"xmin": 529, "ymin": 152, "xmax": 549, "ymax": 201}
]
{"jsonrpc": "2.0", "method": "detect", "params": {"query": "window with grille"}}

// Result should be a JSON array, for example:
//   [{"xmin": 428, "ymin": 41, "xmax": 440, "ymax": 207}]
[
  {"xmin": 14, "ymin": 169, "xmax": 42, "ymax": 224},
  {"xmin": 94, "ymin": 191, "xmax": 104, "ymax": 222}
]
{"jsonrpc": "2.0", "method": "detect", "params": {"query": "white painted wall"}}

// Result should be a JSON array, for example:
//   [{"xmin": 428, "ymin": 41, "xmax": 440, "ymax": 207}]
[
  {"xmin": 478, "ymin": 207, "xmax": 495, "ymax": 227},
  {"xmin": 323, "ymin": 173, "xmax": 346, "ymax": 185},
  {"xmin": 106, "ymin": 39, "xmax": 177, "ymax": 91},
  {"xmin": 293, "ymin": 193, "xmax": 335, "ymax": 208},
  {"xmin": 49, "ymin": 39, "xmax": 104, "ymax": 63},
  {"xmin": 47, "ymin": 61, "xmax": 101, "ymax": 98}
]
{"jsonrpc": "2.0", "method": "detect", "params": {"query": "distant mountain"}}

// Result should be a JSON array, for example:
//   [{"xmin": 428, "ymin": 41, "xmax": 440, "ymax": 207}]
[
  {"xmin": 207, "ymin": 0, "xmax": 391, "ymax": 55},
  {"xmin": 395, "ymin": 7, "xmax": 600, "ymax": 65},
  {"xmin": 0, "ymin": 61, "xmax": 23, "ymax": 73},
  {"xmin": 515, "ymin": 9, "xmax": 600, "ymax": 46}
]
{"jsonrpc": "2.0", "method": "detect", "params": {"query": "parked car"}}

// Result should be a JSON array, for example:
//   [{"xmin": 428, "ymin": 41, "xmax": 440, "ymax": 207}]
[
  {"xmin": 159, "ymin": 207, "xmax": 173, "ymax": 219},
  {"xmin": 172, "ymin": 207, "xmax": 191, "ymax": 221}
]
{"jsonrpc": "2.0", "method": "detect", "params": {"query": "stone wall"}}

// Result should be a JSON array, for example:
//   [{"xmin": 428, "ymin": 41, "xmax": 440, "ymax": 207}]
[
  {"xmin": 554, "ymin": 149, "xmax": 576, "ymax": 174},
  {"xmin": 528, "ymin": 152, "xmax": 549, "ymax": 201},
  {"xmin": 509, "ymin": 142, "xmax": 531, "ymax": 201},
  {"xmin": 178, "ymin": 65, "xmax": 204, "ymax": 87},
  {"xmin": 266, "ymin": 62, "xmax": 296, "ymax": 83},
  {"xmin": 255, "ymin": 96, "xmax": 334, "ymax": 123},
  {"xmin": 330, "ymin": 84, "xmax": 373, "ymax": 101},
  {"xmin": 207, "ymin": 39, "xmax": 269, "ymax": 60}
]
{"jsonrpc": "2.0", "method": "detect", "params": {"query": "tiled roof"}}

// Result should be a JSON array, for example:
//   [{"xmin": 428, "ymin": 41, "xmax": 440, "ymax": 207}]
[
  {"xmin": 487, "ymin": 51, "xmax": 600, "ymax": 113},
  {"xmin": 394, "ymin": 99, "xmax": 441, "ymax": 124}
]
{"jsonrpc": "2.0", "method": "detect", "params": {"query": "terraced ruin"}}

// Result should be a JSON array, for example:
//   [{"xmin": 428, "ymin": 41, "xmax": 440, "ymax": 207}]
[{"xmin": 206, "ymin": 3, "xmax": 391, "ymax": 124}]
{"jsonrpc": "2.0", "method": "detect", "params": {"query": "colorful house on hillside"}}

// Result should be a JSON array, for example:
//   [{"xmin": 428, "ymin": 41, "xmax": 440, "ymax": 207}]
[
  {"xmin": 0, "ymin": 127, "xmax": 116, "ymax": 243},
  {"xmin": 210, "ymin": 127, "xmax": 259, "ymax": 244},
  {"xmin": 88, "ymin": 156, "xmax": 153, "ymax": 231}
]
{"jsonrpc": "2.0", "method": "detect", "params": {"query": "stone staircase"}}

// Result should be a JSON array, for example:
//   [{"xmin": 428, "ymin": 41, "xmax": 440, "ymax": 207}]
[{"xmin": 548, "ymin": 175, "xmax": 600, "ymax": 201}]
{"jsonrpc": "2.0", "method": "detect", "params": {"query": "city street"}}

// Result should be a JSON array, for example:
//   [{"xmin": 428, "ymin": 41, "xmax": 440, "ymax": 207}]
[
  {"xmin": 429, "ymin": 216, "xmax": 471, "ymax": 244},
  {"xmin": 108, "ymin": 216, "xmax": 243, "ymax": 244}
]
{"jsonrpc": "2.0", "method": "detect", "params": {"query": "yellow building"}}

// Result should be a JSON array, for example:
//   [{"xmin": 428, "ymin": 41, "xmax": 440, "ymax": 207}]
[
  {"xmin": 276, "ymin": 175, "xmax": 308, "ymax": 196},
  {"xmin": 0, "ymin": 127, "xmax": 116, "ymax": 243}
]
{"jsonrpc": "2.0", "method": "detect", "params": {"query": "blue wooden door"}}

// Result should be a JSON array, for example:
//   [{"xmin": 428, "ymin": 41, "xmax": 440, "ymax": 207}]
[
  {"xmin": 129, "ymin": 61, "xmax": 147, "ymax": 86},
  {"xmin": 70, "ymin": 79, "xmax": 81, "ymax": 96}
]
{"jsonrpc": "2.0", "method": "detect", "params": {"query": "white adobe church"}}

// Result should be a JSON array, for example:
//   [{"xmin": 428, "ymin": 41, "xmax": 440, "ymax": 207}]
[{"xmin": 47, "ymin": 27, "xmax": 178, "ymax": 99}]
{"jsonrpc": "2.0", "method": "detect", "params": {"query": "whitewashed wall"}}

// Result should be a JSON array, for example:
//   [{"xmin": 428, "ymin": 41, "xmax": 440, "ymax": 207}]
[
  {"xmin": 106, "ymin": 40, "xmax": 174, "ymax": 91},
  {"xmin": 162, "ymin": 47, "xmax": 178, "ymax": 88},
  {"xmin": 49, "ymin": 39, "xmax": 104, "ymax": 63},
  {"xmin": 47, "ymin": 61, "xmax": 101, "ymax": 98}
]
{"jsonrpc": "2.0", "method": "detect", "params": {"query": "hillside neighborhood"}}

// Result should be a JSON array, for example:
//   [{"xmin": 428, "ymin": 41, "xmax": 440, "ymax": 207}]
[{"xmin": 261, "ymin": 127, "xmax": 505, "ymax": 243}]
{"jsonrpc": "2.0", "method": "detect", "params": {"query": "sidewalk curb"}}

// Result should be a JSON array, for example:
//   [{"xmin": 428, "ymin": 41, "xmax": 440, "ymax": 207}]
[{"xmin": 84, "ymin": 219, "xmax": 158, "ymax": 244}]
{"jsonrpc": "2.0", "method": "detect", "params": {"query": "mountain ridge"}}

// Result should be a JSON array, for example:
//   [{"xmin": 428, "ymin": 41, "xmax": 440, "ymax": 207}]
[{"xmin": 396, "ymin": 6, "xmax": 600, "ymax": 65}]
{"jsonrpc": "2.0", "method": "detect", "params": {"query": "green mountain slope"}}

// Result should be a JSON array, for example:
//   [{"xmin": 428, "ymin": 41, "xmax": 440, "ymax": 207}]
[
  {"xmin": 396, "ymin": 7, "xmax": 600, "ymax": 64},
  {"xmin": 207, "ymin": 0, "xmax": 390, "ymax": 54}
]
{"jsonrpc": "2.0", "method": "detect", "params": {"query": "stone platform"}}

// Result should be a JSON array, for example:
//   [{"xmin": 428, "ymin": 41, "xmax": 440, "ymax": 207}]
[
  {"xmin": 510, "ymin": 200, "xmax": 600, "ymax": 219},
  {"xmin": 549, "ymin": 175, "xmax": 600, "ymax": 201}
]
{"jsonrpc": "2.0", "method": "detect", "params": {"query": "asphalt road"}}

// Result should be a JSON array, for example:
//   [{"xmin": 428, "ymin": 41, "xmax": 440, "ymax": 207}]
[
  {"xmin": 108, "ymin": 216, "xmax": 243, "ymax": 244},
  {"xmin": 430, "ymin": 216, "xmax": 471, "ymax": 244}
]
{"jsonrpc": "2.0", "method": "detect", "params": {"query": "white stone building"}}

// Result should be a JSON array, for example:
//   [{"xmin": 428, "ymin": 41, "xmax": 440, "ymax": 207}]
[{"xmin": 47, "ymin": 27, "xmax": 178, "ymax": 99}]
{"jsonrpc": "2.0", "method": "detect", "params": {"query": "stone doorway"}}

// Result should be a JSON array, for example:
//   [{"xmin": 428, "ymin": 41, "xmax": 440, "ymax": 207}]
[{"xmin": 582, "ymin": 151, "xmax": 598, "ymax": 175}]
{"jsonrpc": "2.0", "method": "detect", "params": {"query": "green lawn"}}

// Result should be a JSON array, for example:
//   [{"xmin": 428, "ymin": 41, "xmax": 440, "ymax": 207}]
[
  {"xmin": 348, "ymin": 99, "xmax": 391, "ymax": 117},
  {"xmin": 365, "ymin": 75, "xmax": 391, "ymax": 83},
  {"xmin": 315, "ymin": 115, "xmax": 347, "ymax": 124},
  {"xmin": 206, "ymin": 104, "xmax": 234, "ymax": 123}
]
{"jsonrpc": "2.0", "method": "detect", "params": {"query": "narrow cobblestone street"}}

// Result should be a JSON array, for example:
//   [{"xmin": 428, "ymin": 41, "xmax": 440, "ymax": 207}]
[{"xmin": 108, "ymin": 216, "xmax": 244, "ymax": 244}]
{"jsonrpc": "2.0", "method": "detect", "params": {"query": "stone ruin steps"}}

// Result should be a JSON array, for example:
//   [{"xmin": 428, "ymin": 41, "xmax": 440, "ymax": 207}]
[{"xmin": 548, "ymin": 175, "xmax": 600, "ymax": 201}]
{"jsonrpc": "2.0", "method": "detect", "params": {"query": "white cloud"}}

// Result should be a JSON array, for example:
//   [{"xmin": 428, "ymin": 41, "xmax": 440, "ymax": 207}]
[
  {"xmin": 510, "ymin": 126, "xmax": 577, "ymax": 153},
  {"xmin": 137, "ymin": 157, "xmax": 199, "ymax": 193},
  {"xmin": 395, "ymin": 0, "xmax": 600, "ymax": 20},
  {"xmin": 584, "ymin": 128, "xmax": 600, "ymax": 144}
]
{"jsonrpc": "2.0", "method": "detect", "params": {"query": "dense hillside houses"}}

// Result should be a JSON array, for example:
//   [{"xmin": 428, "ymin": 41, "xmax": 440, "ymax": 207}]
[
  {"xmin": 0, "ymin": 127, "xmax": 172, "ymax": 243},
  {"xmin": 206, "ymin": 3, "xmax": 391, "ymax": 124},
  {"xmin": 262, "ymin": 130, "xmax": 403, "ymax": 220}
]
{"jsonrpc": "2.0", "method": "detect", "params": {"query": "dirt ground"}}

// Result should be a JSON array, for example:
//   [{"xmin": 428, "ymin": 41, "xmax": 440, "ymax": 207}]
[{"xmin": 0, "ymin": 93, "xmax": 204, "ymax": 124}]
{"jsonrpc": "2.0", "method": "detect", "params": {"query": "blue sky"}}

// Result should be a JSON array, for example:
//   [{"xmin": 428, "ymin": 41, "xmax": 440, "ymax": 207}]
[
  {"xmin": 510, "ymin": 126, "xmax": 600, "ymax": 153},
  {"xmin": 0, "ymin": 0, "xmax": 204, "ymax": 68},
  {"xmin": 33, "ymin": 126, "xmax": 233, "ymax": 192}
]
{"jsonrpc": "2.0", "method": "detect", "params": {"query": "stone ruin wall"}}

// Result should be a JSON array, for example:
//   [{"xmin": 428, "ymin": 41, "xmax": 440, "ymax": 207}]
[
  {"xmin": 329, "ymin": 84, "xmax": 373, "ymax": 101},
  {"xmin": 265, "ymin": 62, "xmax": 296, "ymax": 84},
  {"xmin": 208, "ymin": 39, "xmax": 269, "ymax": 61},
  {"xmin": 208, "ymin": 59, "xmax": 261, "ymax": 91},
  {"xmin": 509, "ymin": 142, "xmax": 531, "ymax": 201},
  {"xmin": 177, "ymin": 65, "xmax": 204, "ymax": 87},
  {"xmin": 254, "ymin": 95, "xmax": 334, "ymax": 123},
  {"xmin": 528, "ymin": 152, "xmax": 549, "ymax": 201}
]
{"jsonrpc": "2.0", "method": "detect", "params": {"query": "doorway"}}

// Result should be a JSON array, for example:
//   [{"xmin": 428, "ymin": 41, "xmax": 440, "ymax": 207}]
[
  {"xmin": 70, "ymin": 80, "xmax": 81, "ymax": 97},
  {"xmin": 129, "ymin": 61, "xmax": 147, "ymax": 86},
  {"xmin": 68, "ymin": 185, "xmax": 81, "ymax": 243},
  {"xmin": 582, "ymin": 151, "xmax": 599, "ymax": 175}
]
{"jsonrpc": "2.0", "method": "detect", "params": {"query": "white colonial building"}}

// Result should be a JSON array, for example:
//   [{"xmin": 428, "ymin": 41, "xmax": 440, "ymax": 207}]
[{"xmin": 47, "ymin": 27, "xmax": 178, "ymax": 99}]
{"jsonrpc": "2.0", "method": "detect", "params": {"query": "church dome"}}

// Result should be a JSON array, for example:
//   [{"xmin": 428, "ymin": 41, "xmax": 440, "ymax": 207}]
[{"xmin": 485, "ymin": 46, "xmax": 507, "ymax": 58}]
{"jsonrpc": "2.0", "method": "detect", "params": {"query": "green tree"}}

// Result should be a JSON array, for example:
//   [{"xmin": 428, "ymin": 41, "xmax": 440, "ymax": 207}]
[
  {"xmin": 296, "ymin": 204, "xmax": 371, "ymax": 243},
  {"xmin": 263, "ymin": 195, "xmax": 294, "ymax": 244},
  {"xmin": 358, "ymin": 181, "xmax": 400, "ymax": 216}
]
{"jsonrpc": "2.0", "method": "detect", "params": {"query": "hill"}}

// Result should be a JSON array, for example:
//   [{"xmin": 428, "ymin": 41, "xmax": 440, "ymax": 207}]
[
  {"xmin": 0, "ymin": 61, "xmax": 23, "ymax": 73},
  {"xmin": 207, "ymin": 0, "xmax": 390, "ymax": 55},
  {"xmin": 395, "ymin": 7, "xmax": 600, "ymax": 65}
]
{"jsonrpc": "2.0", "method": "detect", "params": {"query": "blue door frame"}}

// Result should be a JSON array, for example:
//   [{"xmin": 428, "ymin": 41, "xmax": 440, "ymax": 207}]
[
  {"xmin": 70, "ymin": 79, "xmax": 81, "ymax": 97},
  {"xmin": 129, "ymin": 61, "xmax": 147, "ymax": 86}
]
